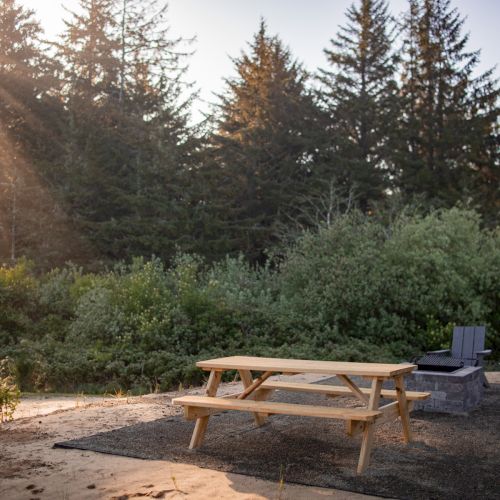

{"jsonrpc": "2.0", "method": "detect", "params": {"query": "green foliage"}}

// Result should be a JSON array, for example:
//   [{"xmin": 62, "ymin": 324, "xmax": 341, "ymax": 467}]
[
  {"xmin": 26, "ymin": 0, "xmax": 200, "ymax": 266},
  {"xmin": 208, "ymin": 20, "xmax": 324, "ymax": 261},
  {"xmin": 0, "ymin": 208, "xmax": 498, "ymax": 393},
  {"xmin": 397, "ymin": 0, "xmax": 499, "ymax": 210},
  {"xmin": 0, "ymin": 259, "xmax": 39, "ymax": 347},
  {"xmin": 0, "ymin": 358, "xmax": 20, "ymax": 422},
  {"xmin": 279, "ymin": 208, "xmax": 500, "ymax": 357},
  {"xmin": 318, "ymin": 0, "xmax": 399, "ymax": 208}
]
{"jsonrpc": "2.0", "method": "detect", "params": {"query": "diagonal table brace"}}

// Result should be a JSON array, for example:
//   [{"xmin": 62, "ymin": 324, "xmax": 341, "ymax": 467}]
[
  {"xmin": 337, "ymin": 374, "xmax": 370, "ymax": 404},
  {"xmin": 238, "ymin": 370, "xmax": 274, "ymax": 426},
  {"xmin": 237, "ymin": 371, "xmax": 273, "ymax": 399}
]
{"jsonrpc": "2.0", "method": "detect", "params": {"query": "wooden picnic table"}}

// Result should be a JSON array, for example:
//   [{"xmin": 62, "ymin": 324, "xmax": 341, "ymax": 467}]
[{"xmin": 173, "ymin": 356, "xmax": 429, "ymax": 474}]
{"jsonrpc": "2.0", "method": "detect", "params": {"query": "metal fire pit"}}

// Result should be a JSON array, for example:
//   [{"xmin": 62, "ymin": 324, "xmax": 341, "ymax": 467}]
[{"xmin": 416, "ymin": 355, "xmax": 464, "ymax": 373}]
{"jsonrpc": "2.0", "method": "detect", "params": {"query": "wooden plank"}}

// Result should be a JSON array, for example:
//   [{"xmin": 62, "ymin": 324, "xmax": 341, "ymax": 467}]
[
  {"xmin": 347, "ymin": 400, "xmax": 415, "ymax": 437},
  {"xmin": 394, "ymin": 375, "xmax": 412, "ymax": 443},
  {"xmin": 238, "ymin": 370, "xmax": 271, "ymax": 426},
  {"xmin": 238, "ymin": 370, "xmax": 254, "ymax": 389},
  {"xmin": 183, "ymin": 391, "xmax": 243, "ymax": 420},
  {"xmin": 260, "ymin": 381, "xmax": 430, "ymax": 400},
  {"xmin": 196, "ymin": 356, "xmax": 416, "ymax": 377},
  {"xmin": 253, "ymin": 388, "xmax": 274, "ymax": 401},
  {"xmin": 185, "ymin": 406, "xmax": 217, "ymax": 420},
  {"xmin": 172, "ymin": 396, "xmax": 381, "ymax": 421},
  {"xmin": 451, "ymin": 326, "xmax": 465, "ymax": 358},
  {"xmin": 337, "ymin": 375, "xmax": 369, "ymax": 404},
  {"xmin": 189, "ymin": 370, "xmax": 221, "ymax": 449},
  {"xmin": 253, "ymin": 387, "xmax": 274, "ymax": 421},
  {"xmin": 377, "ymin": 400, "xmax": 415, "ymax": 425},
  {"xmin": 184, "ymin": 388, "xmax": 275, "ymax": 421},
  {"xmin": 378, "ymin": 401, "xmax": 400, "ymax": 420},
  {"xmin": 346, "ymin": 420, "xmax": 364, "ymax": 437},
  {"xmin": 357, "ymin": 378, "xmax": 383, "ymax": 474},
  {"xmin": 472, "ymin": 326, "xmax": 486, "ymax": 358},
  {"xmin": 237, "ymin": 371, "xmax": 273, "ymax": 400}
]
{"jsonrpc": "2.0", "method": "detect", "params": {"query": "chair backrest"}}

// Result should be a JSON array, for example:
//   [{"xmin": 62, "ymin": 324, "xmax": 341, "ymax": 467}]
[{"xmin": 451, "ymin": 326, "xmax": 486, "ymax": 364}]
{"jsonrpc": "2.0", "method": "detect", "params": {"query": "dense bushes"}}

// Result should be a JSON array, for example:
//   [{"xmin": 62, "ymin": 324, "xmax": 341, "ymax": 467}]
[
  {"xmin": 0, "ymin": 358, "xmax": 20, "ymax": 422},
  {"xmin": 0, "ymin": 208, "xmax": 498, "ymax": 393}
]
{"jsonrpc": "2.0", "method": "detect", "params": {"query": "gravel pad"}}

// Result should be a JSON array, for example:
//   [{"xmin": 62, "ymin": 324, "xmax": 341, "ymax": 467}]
[{"xmin": 54, "ymin": 379, "xmax": 500, "ymax": 499}]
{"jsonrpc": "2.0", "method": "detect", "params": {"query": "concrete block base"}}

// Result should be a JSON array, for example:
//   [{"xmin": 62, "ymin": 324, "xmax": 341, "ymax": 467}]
[{"xmin": 406, "ymin": 366, "xmax": 484, "ymax": 414}]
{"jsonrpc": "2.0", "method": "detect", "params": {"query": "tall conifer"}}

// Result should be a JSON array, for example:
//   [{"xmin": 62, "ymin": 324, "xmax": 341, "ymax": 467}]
[
  {"xmin": 209, "ymin": 21, "xmax": 322, "ymax": 260},
  {"xmin": 397, "ymin": 0, "xmax": 499, "ymax": 213},
  {"xmin": 56, "ymin": 0, "xmax": 198, "ymax": 261},
  {"xmin": 0, "ymin": 0, "xmax": 87, "ymax": 266},
  {"xmin": 318, "ymin": 0, "xmax": 399, "ymax": 209}
]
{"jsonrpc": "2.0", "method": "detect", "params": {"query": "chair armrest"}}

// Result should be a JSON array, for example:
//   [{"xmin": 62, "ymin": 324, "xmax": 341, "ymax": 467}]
[
  {"xmin": 426, "ymin": 349, "xmax": 450, "ymax": 356},
  {"xmin": 476, "ymin": 349, "xmax": 492, "ymax": 357},
  {"xmin": 475, "ymin": 350, "xmax": 492, "ymax": 367}
]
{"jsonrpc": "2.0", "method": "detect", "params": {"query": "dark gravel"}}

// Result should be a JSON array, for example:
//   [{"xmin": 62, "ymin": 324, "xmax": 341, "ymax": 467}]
[{"xmin": 55, "ymin": 379, "xmax": 500, "ymax": 500}]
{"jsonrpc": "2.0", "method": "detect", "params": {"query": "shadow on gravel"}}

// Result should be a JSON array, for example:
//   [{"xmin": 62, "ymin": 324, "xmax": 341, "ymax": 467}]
[{"xmin": 55, "ymin": 379, "xmax": 500, "ymax": 500}]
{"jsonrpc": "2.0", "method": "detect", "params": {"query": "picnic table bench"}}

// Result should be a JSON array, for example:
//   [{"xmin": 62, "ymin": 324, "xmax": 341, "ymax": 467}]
[{"xmin": 173, "ymin": 356, "xmax": 429, "ymax": 473}]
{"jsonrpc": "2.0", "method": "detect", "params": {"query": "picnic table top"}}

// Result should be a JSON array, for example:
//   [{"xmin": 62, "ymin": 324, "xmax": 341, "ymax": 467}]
[{"xmin": 196, "ymin": 356, "xmax": 416, "ymax": 377}]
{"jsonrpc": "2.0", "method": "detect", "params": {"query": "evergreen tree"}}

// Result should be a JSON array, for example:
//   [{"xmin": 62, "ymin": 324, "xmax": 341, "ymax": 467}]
[
  {"xmin": 0, "ymin": 0, "xmax": 90, "ymax": 267},
  {"xmin": 318, "ymin": 0, "xmax": 399, "ymax": 209},
  {"xmin": 209, "ymin": 20, "xmax": 322, "ymax": 261},
  {"xmin": 59, "ymin": 0, "xmax": 119, "ymax": 103},
  {"xmin": 397, "ymin": 0, "xmax": 499, "ymax": 214},
  {"xmin": 116, "ymin": 0, "xmax": 189, "ymax": 109},
  {"xmin": 55, "ymin": 0, "xmax": 198, "ymax": 261},
  {"xmin": 112, "ymin": 0, "xmax": 200, "ymax": 258},
  {"xmin": 0, "ymin": 0, "xmax": 66, "ymax": 176},
  {"xmin": 54, "ymin": 0, "xmax": 119, "ymax": 200}
]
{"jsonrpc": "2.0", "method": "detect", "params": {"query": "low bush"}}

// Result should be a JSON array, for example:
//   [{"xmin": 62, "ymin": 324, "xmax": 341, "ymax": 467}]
[
  {"xmin": 0, "ymin": 358, "xmax": 20, "ymax": 422},
  {"xmin": 0, "ymin": 208, "xmax": 498, "ymax": 393}
]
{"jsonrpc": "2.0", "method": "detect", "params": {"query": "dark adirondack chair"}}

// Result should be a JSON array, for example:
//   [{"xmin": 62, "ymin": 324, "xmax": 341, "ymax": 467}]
[{"xmin": 427, "ymin": 326, "xmax": 492, "ymax": 387}]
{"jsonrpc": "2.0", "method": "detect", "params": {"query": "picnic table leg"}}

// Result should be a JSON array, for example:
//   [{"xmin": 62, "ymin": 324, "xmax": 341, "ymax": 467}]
[
  {"xmin": 394, "ymin": 374, "xmax": 412, "ymax": 443},
  {"xmin": 346, "ymin": 420, "xmax": 364, "ymax": 437},
  {"xmin": 189, "ymin": 369, "xmax": 222, "ymax": 449},
  {"xmin": 238, "ymin": 370, "xmax": 270, "ymax": 426},
  {"xmin": 357, "ymin": 377, "xmax": 383, "ymax": 474}
]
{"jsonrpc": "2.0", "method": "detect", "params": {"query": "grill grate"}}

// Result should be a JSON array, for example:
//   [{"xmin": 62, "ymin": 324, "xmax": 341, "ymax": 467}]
[{"xmin": 417, "ymin": 355, "xmax": 464, "ymax": 372}]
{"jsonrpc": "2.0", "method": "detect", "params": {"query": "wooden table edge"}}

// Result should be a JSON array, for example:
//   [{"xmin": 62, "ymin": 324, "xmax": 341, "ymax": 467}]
[{"xmin": 195, "ymin": 358, "xmax": 416, "ymax": 378}]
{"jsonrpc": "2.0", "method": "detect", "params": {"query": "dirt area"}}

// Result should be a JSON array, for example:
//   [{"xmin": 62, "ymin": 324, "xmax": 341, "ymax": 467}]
[
  {"xmin": 12, "ymin": 394, "xmax": 114, "ymax": 420},
  {"xmin": 1, "ymin": 373, "xmax": 377, "ymax": 500}
]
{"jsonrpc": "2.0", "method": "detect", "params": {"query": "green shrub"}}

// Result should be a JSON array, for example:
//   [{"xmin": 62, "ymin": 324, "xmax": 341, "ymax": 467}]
[
  {"xmin": 0, "ymin": 259, "xmax": 39, "ymax": 346},
  {"xmin": 277, "ymin": 208, "xmax": 499, "ymax": 359},
  {"xmin": 0, "ymin": 208, "xmax": 498, "ymax": 393},
  {"xmin": 0, "ymin": 358, "xmax": 20, "ymax": 422}
]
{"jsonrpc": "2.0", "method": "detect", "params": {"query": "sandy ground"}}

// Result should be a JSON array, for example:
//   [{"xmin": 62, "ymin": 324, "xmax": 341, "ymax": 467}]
[
  {"xmin": 3, "ymin": 373, "xmax": 497, "ymax": 500},
  {"xmin": 1, "ymin": 373, "xmax": 378, "ymax": 500},
  {"xmin": 12, "ymin": 394, "xmax": 116, "ymax": 420}
]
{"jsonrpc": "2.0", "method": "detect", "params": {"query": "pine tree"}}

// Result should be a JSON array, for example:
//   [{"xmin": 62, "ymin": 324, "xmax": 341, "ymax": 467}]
[
  {"xmin": 59, "ymin": 0, "xmax": 119, "ymax": 104},
  {"xmin": 209, "ymin": 20, "xmax": 322, "ymax": 261},
  {"xmin": 318, "ymin": 0, "xmax": 399, "ymax": 209},
  {"xmin": 115, "ymin": 0, "xmax": 200, "ymax": 254},
  {"xmin": 108, "ymin": 0, "xmax": 200, "ymax": 259},
  {"xmin": 0, "ymin": 0, "xmax": 90, "ymax": 267},
  {"xmin": 397, "ymin": 0, "xmax": 499, "ymax": 213},
  {"xmin": 54, "ymin": 0, "xmax": 119, "ymax": 198},
  {"xmin": 56, "ymin": 0, "xmax": 199, "ymax": 262},
  {"xmin": 0, "ymin": 0, "xmax": 63, "ymax": 162},
  {"xmin": 116, "ymin": 0, "xmax": 190, "ymax": 109}
]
